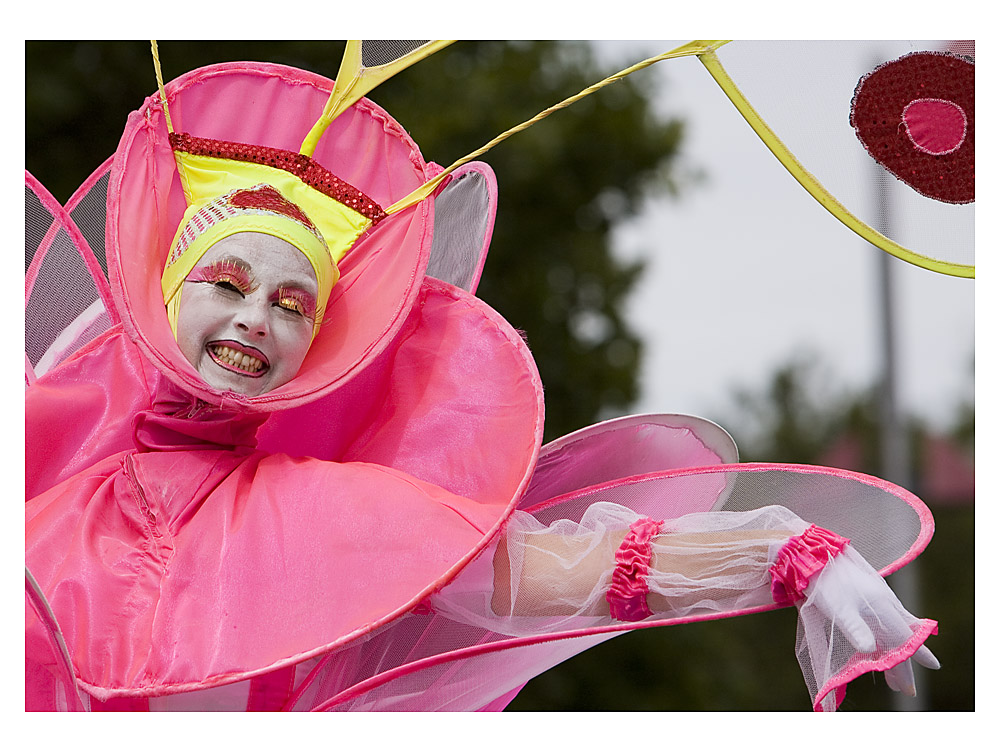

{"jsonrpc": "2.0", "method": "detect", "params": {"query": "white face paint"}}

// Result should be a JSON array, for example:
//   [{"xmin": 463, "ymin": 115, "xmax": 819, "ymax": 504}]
[{"xmin": 175, "ymin": 232, "xmax": 319, "ymax": 397}]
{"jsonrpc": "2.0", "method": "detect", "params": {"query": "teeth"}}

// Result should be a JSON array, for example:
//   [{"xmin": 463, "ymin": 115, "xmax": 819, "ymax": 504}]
[{"xmin": 212, "ymin": 345, "xmax": 264, "ymax": 373}]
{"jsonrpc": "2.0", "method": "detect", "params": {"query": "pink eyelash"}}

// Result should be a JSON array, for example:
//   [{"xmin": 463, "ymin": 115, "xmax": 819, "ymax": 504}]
[
  {"xmin": 187, "ymin": 259, "xmax": 256, "ymax": 294},
  {"xmin": 270, "ymin": 286, "xmax": 317, "ymax": 320}
]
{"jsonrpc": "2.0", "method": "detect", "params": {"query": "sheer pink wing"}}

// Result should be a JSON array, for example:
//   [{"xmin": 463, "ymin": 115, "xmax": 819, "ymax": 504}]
[
  {"xmin": 292, "ymin": 462, "xmax": 931, "ymax": 711},
  {"xmin": 518, "ymin": 413, "xmax": 739, "ymax": 508},
  {"xmin": 425, "ymin": 161, "xmax": 497, "ymax": 295},
  {"xmin": 25, "ymin": 167, "xmax": 118, "ymax": 385}
]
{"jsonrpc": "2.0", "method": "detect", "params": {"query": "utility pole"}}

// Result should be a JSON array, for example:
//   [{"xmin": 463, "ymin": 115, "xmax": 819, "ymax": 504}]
[{"xmin": 871, "ymin": 161, "xmax": 925, "ymax": 711}]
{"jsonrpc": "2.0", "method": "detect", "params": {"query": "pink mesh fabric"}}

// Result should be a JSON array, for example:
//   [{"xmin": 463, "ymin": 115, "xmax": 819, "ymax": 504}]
[
  {"xmin": 65, "ymin": 158, "xmax": 114, "ymax": 275},
  {"xmin": 519, "ymin": 414, "xmax": 738, "ymax": 510}
]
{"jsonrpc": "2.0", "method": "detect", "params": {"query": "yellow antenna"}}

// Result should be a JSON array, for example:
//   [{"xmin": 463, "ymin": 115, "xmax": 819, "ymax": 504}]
[
  {"xmin": 300, "ymin": 40, "xmax": 455, "ymax": 157},
  {"xmin": 150, "ymin": 40, "xmax": 174, "ymax": 133},
  {"xmin": 385, "ymin": 40, "xmax": 729, "ymax": 214}
]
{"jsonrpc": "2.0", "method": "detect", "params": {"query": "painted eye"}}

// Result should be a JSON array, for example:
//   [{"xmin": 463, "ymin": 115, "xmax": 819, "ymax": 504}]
[
  {"xmin": 188, "ymin": 259, "xmax": 256, "ymax": 295},
  {"xmin": 215, "ymin": 278, "xmax": 247, "ymax": 296},
  {"xmin": 276, "ymin": 295, "xmax": 305, "ymax": 316},
  {"xmin": 271, "ymin": 287, "xmax": 316, "ymax": 320}
]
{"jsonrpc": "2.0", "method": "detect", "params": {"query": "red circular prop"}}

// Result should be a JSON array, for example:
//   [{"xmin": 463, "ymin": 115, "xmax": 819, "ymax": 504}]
[{"xmin": 850, "ymin": 51, "xmax": 974, "ymax": 204}]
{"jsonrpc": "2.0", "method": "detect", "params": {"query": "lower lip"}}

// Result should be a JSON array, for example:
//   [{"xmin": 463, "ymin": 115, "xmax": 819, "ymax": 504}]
[{"xmin": 207, "ymin": 345, "xmax": 269, "ymax": 378}]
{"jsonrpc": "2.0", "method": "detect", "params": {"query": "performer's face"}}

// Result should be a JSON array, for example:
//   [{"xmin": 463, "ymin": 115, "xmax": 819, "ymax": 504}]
[{"xmin": 176, "ymin": 232, "xmax": 318, "ymax": 396}]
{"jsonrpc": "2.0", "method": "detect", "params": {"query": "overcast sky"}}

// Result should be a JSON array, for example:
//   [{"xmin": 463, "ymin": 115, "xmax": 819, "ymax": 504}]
[{"xmin": 591, "ymin": 41, "xmax": 975, "ymax": 432}]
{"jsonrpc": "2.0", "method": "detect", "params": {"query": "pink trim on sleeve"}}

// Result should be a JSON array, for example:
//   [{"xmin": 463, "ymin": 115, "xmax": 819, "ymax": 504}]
[
  {"xmin": 814, "ymin": 618, "xmax": 939, "ymax": 712},
  {"xmin": 769, "ymin": 525, "xmax": 851, "ymax": 606},
  {"xmin": 606, "ymin": 517, "xmax": 664, "ymax": 622}
]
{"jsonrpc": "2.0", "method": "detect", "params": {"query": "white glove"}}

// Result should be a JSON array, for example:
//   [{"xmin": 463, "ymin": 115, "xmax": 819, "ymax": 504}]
[{"xmin": 804, "ymin": 545, "xmax": 939, "ymax": 699}]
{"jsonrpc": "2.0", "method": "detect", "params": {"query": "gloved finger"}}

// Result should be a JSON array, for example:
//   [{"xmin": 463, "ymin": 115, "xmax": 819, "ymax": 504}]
[
  {"xmin": 833, "ymin": 608, "xmax": 876, "ymax": 653},
  {"xmin": 884, "ymin": 659, "xmax": 916, "ymax": 696},
  {"xmin": 913, "ymin": 645, "xmax": 940, "ymax": 670}
]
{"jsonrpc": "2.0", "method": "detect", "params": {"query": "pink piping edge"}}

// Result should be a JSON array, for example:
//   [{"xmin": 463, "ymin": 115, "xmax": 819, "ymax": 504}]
[
  {"xmin": 812, "ymin": 619, "xmax": 939, "ymax": 712},
  {"xmin": 311, "ymin": 602, "xmax": 788, "ymax": 710},
  {"xmin": 312, "ymin": 606, "xmax": 939, "ymax": 712},
  {"xmin": 519, "ymin": 462, "xmax": 934, "ymax": 578},
  {"xmin": 25, "ymin": 569, "xmax": 87, "ymax": 711},
  {"xmin": 64, "ymin": 154, "xmax": 114, "ymax": 212},
  {"xmin": 25, "ymin": 352, "xmax": 37, "ymax": 386},
  {"xmin": 67, "ymin": 157, "xmax": 121, "ymax": 326}
]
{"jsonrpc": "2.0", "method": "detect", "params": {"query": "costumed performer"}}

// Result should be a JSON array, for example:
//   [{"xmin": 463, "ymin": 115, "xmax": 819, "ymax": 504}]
[{"xmin": 25, "ymin": 45, "xmax": 938, "ymax": 712}]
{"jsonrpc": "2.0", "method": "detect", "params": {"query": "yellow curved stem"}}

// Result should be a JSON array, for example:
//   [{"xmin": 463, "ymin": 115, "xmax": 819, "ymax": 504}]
[
  {"xmin": 697, "ymin": 48, "xmax": 974, "ymax": 279},
  {"xmin": 386, "ymin": 40, "xmax": 730, "ymax": 215},
  {"xmin": 150, "ymin": 40, "xmax": 174, "ymax": 133}
]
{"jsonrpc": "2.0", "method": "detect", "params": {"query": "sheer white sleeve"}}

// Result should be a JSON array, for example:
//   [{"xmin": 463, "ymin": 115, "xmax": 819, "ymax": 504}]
[
  {"xmin": 430, "ymin": 502, "xmax": 808, "ymax": 636},
  {"xmin": 429, "ymin": 501, "xmax": 936, "ymax": 711}
]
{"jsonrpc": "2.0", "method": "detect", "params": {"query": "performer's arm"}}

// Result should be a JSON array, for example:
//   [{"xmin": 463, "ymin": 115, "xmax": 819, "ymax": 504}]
[
  {"xmin": 492, "ymin": 525, "xmax": 788, "ymax": 617},
  {"xmin": 478, "ymin": 503, "xmax": 938, "ymax": 710}
]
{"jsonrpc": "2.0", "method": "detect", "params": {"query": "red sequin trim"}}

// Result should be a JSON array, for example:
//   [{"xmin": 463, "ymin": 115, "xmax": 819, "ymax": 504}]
[
  {"xmin": 170, "ymin": 132, "xmax": 387, "ymax": 223},
  {"xmin": 850, "ymin": 51, "xmax": 974, "ymax": 204}
]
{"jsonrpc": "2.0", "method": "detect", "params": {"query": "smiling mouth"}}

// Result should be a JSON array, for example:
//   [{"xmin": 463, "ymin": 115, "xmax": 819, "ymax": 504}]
[{"xmin": 207, "ymin": 341, "xmax": 270, "ymax": 377}]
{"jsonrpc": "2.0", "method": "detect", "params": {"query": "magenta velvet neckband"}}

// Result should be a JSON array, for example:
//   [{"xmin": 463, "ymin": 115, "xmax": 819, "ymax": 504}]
[{"xmin": 606, "ymin": 517, "xmax": 665, "ymax": 622}]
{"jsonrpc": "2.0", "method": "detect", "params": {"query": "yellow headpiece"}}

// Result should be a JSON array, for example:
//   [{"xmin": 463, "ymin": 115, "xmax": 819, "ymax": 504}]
[
  {"xmin": 154, "ymin": 41, "xmax": 408, "ymax": 342},
  {"xmin": 160, "ymin": 139, "xmax": 386, "ymax": 337},
  {"xmin": 161, "ymin": 181, "xmax": 358, "ymax": 339}
]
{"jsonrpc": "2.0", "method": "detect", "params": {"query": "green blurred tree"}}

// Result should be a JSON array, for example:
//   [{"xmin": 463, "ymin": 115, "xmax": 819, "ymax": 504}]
[{"xmin": 25, "ymin": 40, "xmax": 685, "ymax": 442}]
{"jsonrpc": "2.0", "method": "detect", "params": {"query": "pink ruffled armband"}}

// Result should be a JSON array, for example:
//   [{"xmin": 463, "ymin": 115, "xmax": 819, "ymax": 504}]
[
  {"xmin": 606, "ymin": 517, "xmax": 665, "ymax": 622},
  {"xmin": 769, "ymin": 525, "xmax": 850, "ymax": 606}
]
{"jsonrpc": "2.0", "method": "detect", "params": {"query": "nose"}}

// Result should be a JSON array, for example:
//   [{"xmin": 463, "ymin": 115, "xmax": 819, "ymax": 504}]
[{"xmin": 234, "ymin": 299, "xmax": 269, "ymax": 338}]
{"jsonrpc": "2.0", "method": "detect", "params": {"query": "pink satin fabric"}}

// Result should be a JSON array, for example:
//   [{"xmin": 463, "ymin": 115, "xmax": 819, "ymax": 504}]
[{"xmin": 25, "ymin": 280, "xmax": 543, "ymax": 704}]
